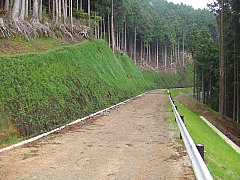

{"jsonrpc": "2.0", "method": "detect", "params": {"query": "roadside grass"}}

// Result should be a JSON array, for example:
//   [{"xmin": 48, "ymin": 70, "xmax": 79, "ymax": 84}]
[
  {"xmin": 175, "ymin": 102, "xmax": 240, "ymax": 180},
  {"xmin": 169, "ymin": 88, "xmax": 193, "ymax": 97}
]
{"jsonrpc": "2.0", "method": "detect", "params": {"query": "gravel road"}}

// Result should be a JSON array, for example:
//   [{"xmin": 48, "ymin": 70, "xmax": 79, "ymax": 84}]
[{"xmin": 0, "ymin": 90, "xmax": 195, "ymax": 180}]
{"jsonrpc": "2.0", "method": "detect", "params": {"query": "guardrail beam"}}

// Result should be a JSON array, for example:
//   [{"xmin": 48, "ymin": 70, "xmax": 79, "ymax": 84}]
[{"xmin": 167, "ymin": 90, "xmax": 213, "ymax": 180}]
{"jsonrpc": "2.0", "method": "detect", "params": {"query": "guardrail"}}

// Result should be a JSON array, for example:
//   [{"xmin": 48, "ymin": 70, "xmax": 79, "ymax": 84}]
[{"xmin": 168, "ymin": 90, "xmax": 213, "ymax": 180}]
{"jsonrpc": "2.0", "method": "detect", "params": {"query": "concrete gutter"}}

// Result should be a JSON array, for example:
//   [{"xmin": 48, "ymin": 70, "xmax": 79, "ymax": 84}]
[{"xmin": 200, "ymin": 116, "xmax": 240, "ymax": 154}]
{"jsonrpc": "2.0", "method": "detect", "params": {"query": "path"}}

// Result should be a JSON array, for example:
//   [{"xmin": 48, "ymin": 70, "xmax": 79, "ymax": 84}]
[{"xmin": 0, "ymin": 90, "xmax": 194, "ymax": 180}]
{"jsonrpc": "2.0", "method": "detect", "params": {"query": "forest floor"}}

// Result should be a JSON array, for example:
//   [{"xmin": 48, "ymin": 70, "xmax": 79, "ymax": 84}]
[
  {"xmin": 176, "ymin": 94, "xmax": 240, "ymax": 147},
  {"xmin": 0, "ymin": 37, "xmax": 75, "ymax": 55},
  {"xmin": 0, "ymin": 90, "xmax": 195, "ymax": 180}
]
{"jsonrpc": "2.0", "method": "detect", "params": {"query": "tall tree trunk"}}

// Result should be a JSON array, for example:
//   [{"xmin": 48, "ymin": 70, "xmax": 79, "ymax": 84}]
[
  {"xmin": 209, "ymin": 72, "xmax": 212, "ymax": 106},
  {"xmin": 144, "ymin": 42, "xmax": 149, "ymax": 65},
  {"xmin": 219, "ymin": 0, "xmax": 225, "ymax": 118},
  {"xmin": 55, "ymin": 0, "xmax": 58, "ymax": 23},
  {"xmin": 99, "ymin": 17, "xmax": 102, "ymax": 39},
  {"xmin": 70, "ymin": 0, "xmax": 73, "ymax": 31},
  {"xmin": 202, "ymin": 70, "xmax": 205, "ymax": 103},
  {"xmin": 65, "ymin": 0, "xmax": 67, "ymax": 19},
  {"xmin": 118, "ymin": 30, "xmax": 121, "ymax": 49},
  {"xmin": 53, "ymin": 0, "xmax": 55, "ymax": 21},
  {"xmin": 124, "ymin": 22, "xmax": 127, "ymax": 53},
  {"xmin": 149, "ymin": 43, "xmax": 151, "ymax": 64},
  {"xmin": 94, "ymin": 14, "xmax": 97, "ymax": 38},
  {"xmin": 116, "ymin": 24, "xmax": 119, "ymax": 48},
  {"xmin": 177, "ymin": 39, "xmax": 180, "ymax": 64},
  {"xmin": 193, "ymin": 62, "xmax": 196, "ymax": 98},
  {"xmin": 48, "ymin": 0, "xmax": 51, "ymax": 16},
  {"xmin": 237, "ymin": 53, "xmax": 239, "ymax": 123},
  {"xmin": 88, "ymin": 0, "xmax": 90, "ymax": 27},
  {"xmin": 39, "ymin": 0, "xmax": 43, "ymax": 21},
  {"xmin": 165, "ymin": 44, "xmax": 167, "ymax": 70},
  {"xmin": 140, "ymin": 39, "xmax": 143, "ymax": 66},
  {"xmin": 108, "ymin": 14, "xmax": 110, "ymax": 47},
  {"xmin": 80, "ymin": 0, "xmax": 82, "ymax": 10},
  {"xmin": 156, "ymin": 41, "xmax": 159, "ymax": 68},
  {"xmin": 58, "ymin": 0, "xmax": 61, "ymax": 24},
  {"xmin": 62, "ymin": 0, "xmax": 67, "ymax": 24},
  {"xmin": 32, "ymin": 0, "xmax": 39, "ymax": 21},
  {"xmin": 12, "ymin": 0, "xmax": 20, "ymax": 20},
  {"xmin": 25, "ymin": 0, "xmax": 28, "ymax": 18},
  {"xmin": 121, "ymin": 29, "xmax": 124, "ymax": 50},
  {"xmin": 182, "ymin": 34, "xmax": 185, "ymax": 67},
  {"xmin": 134, "ymin": 27, "xmax": 137, "ymax": 64},
  {"xmin": 4, "ymin": 0, "xmax": 9, "ymax": 11},
  {"xmin": 68, "ymin": 0, "xmax": 70, "ymax": 18},
  {"xmin": 175, "ymin": 45, "xmax": 177, "ymax": 65},
  {"xmin": 111, "ymin": 0, "xmax": 115, "ymax": 52},
  {"xmin": 233, "ymin": 26, "xmax": 236, "ymax": 121},
  {"xmin": 19, "ymin": 0, "xmax": 26, "ymax": 20},
  {"xmin": 103, "ymin": 17, "xmax": 106, "ymax": 40}
]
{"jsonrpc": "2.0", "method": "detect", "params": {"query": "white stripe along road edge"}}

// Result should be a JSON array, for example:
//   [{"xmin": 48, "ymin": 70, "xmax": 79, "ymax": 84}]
[
  {"xmin": 200, "ymin": 116, "xmax": 240, "ymax": 154},
  {"xmin": 0, "ymin": 90, "xmax": 153, "ymax": 153}
]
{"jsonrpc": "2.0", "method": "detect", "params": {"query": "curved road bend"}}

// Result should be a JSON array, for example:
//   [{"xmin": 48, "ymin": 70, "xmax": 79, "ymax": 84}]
[{"xmin": 0, "ymin": 90, "xmax": 195, "ymax": 180}]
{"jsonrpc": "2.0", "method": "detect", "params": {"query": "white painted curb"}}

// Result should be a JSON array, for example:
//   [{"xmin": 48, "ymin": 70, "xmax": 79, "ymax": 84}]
[
  {"xmin": 200, "ymin": 116, "xmax": 240, "ymax": 154},
  {"xmin": 0, "ymin": 91, "xmax": 151, "ymax": 153}
]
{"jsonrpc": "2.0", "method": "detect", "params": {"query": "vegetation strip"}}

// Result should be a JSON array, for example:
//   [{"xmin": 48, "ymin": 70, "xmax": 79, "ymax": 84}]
[
  {"xmin": 168, "ymin": 90, "xmax": 213, "ymax": 180},
  {"xmin": 176, "ymin": 102, "xmax": 240, "ymax": 180},
  {"xmin": 200, "ymin": 116, "xmax": 240, "ymax": 154},
  {"xmin": 0, "ymin": 91, "xmax": 147, "ymax": 153}
]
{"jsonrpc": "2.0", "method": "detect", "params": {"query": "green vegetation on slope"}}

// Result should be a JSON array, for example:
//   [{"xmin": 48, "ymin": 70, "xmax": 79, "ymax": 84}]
[
  {"xmin": 168, "ymin": 88, "xmax": 193, "ymax": 97},
  {"xmin": 173, "ymin": 99, "xmax": 240, "ymax": 179},
  {"xmin": 0, "ymin": 40, "xmax": 193, "ymax": 145}
]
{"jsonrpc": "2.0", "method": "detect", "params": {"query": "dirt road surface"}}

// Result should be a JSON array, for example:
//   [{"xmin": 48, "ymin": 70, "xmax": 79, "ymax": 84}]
[{"xmin": 0, "ymin": 90, "xmax": 194, "ymax": 180}]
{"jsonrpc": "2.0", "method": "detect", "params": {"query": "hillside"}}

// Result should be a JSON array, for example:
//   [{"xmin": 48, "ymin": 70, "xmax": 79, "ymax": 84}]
[{"xmin": 0, "ymin": 39, "xmax": 193, "ymax": 145}]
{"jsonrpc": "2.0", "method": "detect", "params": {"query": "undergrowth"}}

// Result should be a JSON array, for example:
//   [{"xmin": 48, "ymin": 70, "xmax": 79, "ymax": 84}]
[{"xmin": 0, "ymin": 39, "xmax": 193, "ymax": 145}]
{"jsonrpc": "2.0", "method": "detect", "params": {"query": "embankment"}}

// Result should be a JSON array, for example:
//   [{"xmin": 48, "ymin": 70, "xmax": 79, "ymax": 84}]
[{"xmin": 0, "ymin": 40, "xmax": 193, "ymax": 143}]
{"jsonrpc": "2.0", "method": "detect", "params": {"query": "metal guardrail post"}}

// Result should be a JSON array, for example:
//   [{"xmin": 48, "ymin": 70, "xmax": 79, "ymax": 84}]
[
  {"xmin": 167, "ymin": 90, "xmax": 213, "ymax": 180},
  {"xmin": 175, "ymin": 105, "xmax": 178, "ymax": 111},
  {"xmin": 196, "ymin": 144, "xmax": 205, "ymax": 161},
  {"xmin": 180, "ymin": 115, "xmax": 184, "ymax": 139}
]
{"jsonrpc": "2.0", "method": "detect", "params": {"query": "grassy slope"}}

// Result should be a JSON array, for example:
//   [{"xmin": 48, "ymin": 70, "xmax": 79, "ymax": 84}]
[
  {"xmin": 1, "ymin": 39, "xmax": 193, "ymax": 145},
  {"xmin": 0, "ymin": 37, "xmax": 69, "ymax": 55},
  {"xmin": 169, "ymin": 89, "xmax": 240, "ymax": 180}
]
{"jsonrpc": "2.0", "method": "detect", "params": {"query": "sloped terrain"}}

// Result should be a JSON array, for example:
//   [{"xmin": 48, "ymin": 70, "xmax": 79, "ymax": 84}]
[{"xmin": 0, "ymin": 39, "xmax": 193, "ymax": 144}]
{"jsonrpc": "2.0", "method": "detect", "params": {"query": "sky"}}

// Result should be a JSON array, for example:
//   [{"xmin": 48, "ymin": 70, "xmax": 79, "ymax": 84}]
[{"xmin": 167, "ymin": 0, "xmax": 215, "ymax": 9}]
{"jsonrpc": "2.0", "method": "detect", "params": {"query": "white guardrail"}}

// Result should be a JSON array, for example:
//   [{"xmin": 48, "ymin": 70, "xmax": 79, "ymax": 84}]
[{"xmin": 168, "ymin": 90, "xmax": 213, "ymax": 180}]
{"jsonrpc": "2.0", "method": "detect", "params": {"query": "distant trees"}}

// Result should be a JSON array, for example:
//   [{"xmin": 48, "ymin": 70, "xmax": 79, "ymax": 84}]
[
  {"xmin": 188, "ymin": 26, "xmax": 218, "ymax": 107},
  {"xmin": 0, "ymin": 0, "xmax": 215, "ymax": 72},
  {"xmin": 194, "ymin": 0, "xmax": 240, "ymax": 123}
]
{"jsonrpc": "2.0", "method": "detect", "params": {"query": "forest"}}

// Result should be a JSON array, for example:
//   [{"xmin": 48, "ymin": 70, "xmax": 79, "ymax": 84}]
[
  {"xmin": 0, "ymin": 0, "xmax": 239, "ymax": 123},
  {"xmin": 0, "ymin": 0, "xmax": 216, "ymax": 70},
  {"xmin": 193, "ymin": 0, "xmax": 240, "ymax": 124}
]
